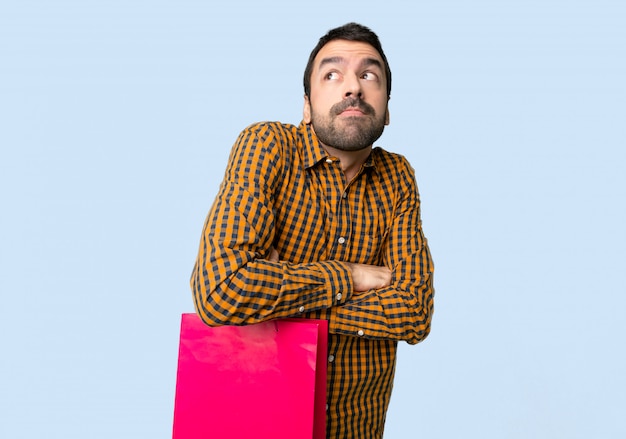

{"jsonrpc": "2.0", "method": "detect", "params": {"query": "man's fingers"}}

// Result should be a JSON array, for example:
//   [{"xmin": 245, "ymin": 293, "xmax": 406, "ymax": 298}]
[{"xmin": 347, "ymin": 263, "xmax": 392, "ymax": 292}]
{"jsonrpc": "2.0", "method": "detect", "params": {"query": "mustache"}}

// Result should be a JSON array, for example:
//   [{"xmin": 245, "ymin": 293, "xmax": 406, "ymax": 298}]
[{"xmin": 331, "ymin": 97, "xmax": 375, "ymax": 116}]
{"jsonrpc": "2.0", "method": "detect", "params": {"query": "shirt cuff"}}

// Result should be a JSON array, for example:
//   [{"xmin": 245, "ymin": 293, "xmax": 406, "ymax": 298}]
[{"xmin": 315, "ymin": 260, "xmax": 353, "ymax": 307}]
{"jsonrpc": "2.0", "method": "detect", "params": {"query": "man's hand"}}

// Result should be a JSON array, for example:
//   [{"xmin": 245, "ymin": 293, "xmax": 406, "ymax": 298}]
[
  {"xmin": 267, "ymin": 248, "xmax": 390, "ymax": 293},
  {"xmin": 346, "ymin": 263, "xmax": 392, "ymax": 292}
]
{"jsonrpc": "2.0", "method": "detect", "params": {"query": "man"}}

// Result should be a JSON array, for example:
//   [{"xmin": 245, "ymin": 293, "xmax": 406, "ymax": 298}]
[{"xmin": 191, "ymin": 22, "xmax": 434, "ymax": 439}]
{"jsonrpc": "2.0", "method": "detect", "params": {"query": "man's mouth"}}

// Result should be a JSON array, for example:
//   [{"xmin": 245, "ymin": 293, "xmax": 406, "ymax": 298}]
[{"xmin": 339, "ymin": 107, "xmax": 365, "ymax": 116}]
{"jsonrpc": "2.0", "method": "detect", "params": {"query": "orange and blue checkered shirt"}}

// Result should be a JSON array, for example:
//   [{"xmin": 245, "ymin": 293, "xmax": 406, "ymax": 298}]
[{"xmin": 191, "ymin": 121, "xmax": 434, "ymax": 439}]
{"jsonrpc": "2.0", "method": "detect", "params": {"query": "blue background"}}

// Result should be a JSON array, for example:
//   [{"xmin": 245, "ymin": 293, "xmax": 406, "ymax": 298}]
[{"xmin": 1, "ymin": 1, "xmax": 624, "ymax": 438}]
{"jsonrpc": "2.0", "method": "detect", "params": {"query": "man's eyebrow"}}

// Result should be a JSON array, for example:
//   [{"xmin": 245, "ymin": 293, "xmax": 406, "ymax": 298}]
[
  {"xmin": 360, "ymin": 57, "xmax": 383, "ymax": 70},
  {"xmin": 319, "ymin": 56, "xmax": 346, "ymax": 68}
]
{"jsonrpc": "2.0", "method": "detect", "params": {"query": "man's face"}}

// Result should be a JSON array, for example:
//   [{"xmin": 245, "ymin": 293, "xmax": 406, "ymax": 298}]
[{"xmin": 304, "ymin": 40, "xmax": 390, "ymax": 151}]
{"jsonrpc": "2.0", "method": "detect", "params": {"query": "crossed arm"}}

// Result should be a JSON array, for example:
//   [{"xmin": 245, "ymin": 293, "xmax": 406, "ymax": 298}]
[
  {"xmin": 268, "ymin": 246, "xmax": 392, "ymax": 292},
  {"xmin": 191, "ymin": 128, "xmax": 434, "ymax": 344}
]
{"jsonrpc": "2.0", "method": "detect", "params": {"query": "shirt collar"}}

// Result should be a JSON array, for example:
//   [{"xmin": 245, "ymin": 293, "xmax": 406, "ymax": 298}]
[{"xmin": 299, "ymin": 121, "xmax": 328, "ymax": 169}]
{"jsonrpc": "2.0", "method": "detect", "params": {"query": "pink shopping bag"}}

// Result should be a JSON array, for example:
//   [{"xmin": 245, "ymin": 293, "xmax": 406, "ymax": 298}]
[{"xmin": 172, "ymin": 313, "xmax": 328, "ymax": 439}]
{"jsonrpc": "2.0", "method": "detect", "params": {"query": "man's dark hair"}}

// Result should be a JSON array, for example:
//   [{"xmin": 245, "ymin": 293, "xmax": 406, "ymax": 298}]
[{"xmin": 303, "ymin": 22, "xmax": 392, "ymax": 99}]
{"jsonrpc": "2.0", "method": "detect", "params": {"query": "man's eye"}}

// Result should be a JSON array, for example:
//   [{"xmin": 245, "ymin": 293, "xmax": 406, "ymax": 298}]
[
  {"xmin": 325, "ymin": 72, "xmax": 339, "ymax": 80},
  {"xmin": 362, "ymin": 72, "xmax": 378, "ymax": 81}
]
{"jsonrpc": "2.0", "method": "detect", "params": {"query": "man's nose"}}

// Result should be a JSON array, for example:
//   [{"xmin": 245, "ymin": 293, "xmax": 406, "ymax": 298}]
[{"xmin": 343, "ymin": 73, "xmax": 362, "ymax": 98}]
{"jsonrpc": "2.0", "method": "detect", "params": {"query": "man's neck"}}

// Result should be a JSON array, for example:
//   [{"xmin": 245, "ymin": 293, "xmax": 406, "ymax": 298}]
[{"xmin": 322, "ymin": 144, "xmax": 372, "ymax": 183}]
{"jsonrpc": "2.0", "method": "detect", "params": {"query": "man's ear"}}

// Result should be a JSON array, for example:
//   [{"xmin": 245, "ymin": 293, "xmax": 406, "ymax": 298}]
[
  {"xmin": 385, "ymin": 97, "xmax": 390, "ymax": 125},
  {"xmin": 303, "ymin": 95, "xmax": 311, "ymax": 124}
]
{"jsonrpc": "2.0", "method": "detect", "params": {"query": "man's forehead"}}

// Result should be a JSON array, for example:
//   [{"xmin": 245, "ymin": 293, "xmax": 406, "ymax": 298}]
[{"xmin": 314, "ymin": 40, "xmax": 383, "ymax": 67}]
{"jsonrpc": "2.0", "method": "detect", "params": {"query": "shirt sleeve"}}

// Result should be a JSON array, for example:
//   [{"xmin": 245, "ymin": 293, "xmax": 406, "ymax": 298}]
[
  {"xmin": 328, "ymin": 158, "xmax": 435, "ymax": 345},
  {"xmin": 190, "ymin": 123, "xmax": 353, "ymax": 326}
]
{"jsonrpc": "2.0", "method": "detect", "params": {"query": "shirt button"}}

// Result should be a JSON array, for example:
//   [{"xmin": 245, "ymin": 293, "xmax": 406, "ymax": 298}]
[
  {"xmin": 328, "ymin": 354, "xmax": 335, "ymax": 363},
  {"xmin": 338, "ymin": 237, "xmax": 346, "ymax": 244},
  {"xmin": 357, "ymin": 329, "xmax": 364, "ymax": 337},
  {"xmin": 325, "ymin": 403, "xmax": 329, "ymax": 411},
  {"xmin": 342, "ymin": 192, "xmax": 347, "ymax": 199},
  {"xmin": 325, "ymin": 158, "xmax": 333, "ymax": 164},
  {"xmin": 298, "ymin": 306, "xmax": 305, "ymax": 313},
  {"xmin": 336, "ymin": 293, "xmax": 342, "ymax": 301}
]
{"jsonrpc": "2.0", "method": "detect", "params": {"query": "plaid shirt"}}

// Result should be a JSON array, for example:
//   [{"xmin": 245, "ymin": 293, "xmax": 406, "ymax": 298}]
[{"xmin": 191, "ymin": 121, "xmax": 434, "ymax": 438}]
